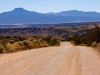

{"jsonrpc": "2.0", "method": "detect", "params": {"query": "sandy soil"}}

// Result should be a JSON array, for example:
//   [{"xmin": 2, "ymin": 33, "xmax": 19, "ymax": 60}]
[{"xmin": 0, "ymin": 42, "xmax": 100, "ymax": 75}]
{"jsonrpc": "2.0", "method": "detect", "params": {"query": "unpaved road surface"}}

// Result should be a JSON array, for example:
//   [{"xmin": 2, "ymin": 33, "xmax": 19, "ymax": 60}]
[{"xmin": 0, "ymin": 42, "xmax": 100, "ymax": 75}]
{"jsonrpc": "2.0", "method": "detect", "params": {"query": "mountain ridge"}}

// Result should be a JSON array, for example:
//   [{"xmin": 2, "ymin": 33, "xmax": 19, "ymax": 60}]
[
  {"xmin": 0, "ymin": 8, "xmax": 100, "ymax": 24},
  {"xmin": 46, "ymin": 10, "xmax": 100, "ymax": 18}
]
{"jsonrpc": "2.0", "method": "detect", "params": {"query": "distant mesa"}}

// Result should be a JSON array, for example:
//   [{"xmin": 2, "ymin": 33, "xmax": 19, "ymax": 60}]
[
  {"xmin": 0, "ymin": 8, "xmax": 100, "ymax": 24},
  {"xmin": 12, "ymin": 8, "xmax": 27, "ymax": 12}
]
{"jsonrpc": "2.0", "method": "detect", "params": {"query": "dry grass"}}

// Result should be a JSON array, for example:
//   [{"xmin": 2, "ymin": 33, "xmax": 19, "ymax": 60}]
[{"xmin": 7, "ymin": 42, "xmax": 22, "ymax": 52}]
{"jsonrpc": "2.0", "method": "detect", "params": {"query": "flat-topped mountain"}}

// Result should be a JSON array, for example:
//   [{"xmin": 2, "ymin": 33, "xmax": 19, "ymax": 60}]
[{"xmin": 0, "ymin": 8, "xmax": 100, "ymax": 24}]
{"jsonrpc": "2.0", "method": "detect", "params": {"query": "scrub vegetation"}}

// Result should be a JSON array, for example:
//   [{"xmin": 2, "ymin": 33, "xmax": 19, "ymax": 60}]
[{"xmin": 0, "ymin": 36, "xmax": 59, "ymax": 53}]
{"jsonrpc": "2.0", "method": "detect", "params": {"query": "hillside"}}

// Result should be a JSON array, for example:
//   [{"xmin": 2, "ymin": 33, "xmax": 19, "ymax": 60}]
[{"xmin": 0, "ymin": 24, "xmax": 95, "ymax": 38}]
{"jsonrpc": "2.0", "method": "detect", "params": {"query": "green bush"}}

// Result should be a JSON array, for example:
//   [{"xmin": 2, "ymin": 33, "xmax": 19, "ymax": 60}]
[
  {"xmin": 50, "ymin": 38, "xmax": 58, "ymax": 46},
  {"xmin": 71, "ymin": 35, "xmax": 83, "ymax": 45},
  {"xmin": 43, "ymin": 36, "xmax": 59, "ymax": 46},
  {"xmin": 43, "ymin": 36, "xmax": 51, "ymax": 45},
  {"xmin": 91, "ymin": 42, "xmax": 97, "ymax": 47}
]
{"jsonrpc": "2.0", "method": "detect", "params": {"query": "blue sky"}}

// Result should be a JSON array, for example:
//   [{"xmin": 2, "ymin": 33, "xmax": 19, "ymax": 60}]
[{"xmin": 0, "ymin": 0, "xmax": 100, "ymax": 13}]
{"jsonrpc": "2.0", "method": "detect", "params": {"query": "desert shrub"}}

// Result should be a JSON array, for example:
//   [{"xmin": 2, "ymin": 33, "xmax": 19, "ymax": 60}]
[
  {"xmin": 67, "ymin": 37, "xmax": 72, "ymax": 41},
  {"xmin": 78, "ymin": 44, "xmax": 86, "ymax": 46},
  {"xmin": 28, "ymin": 38, "xmax": 36, "ymax": 41},
  {"xmin": 0, "ymin": 36, "xmax": 60, "ymax": 53},
  {"xmin": 0, "ymin": 39, "xmax": 9, "ymax": 48},
  {"xmin": 22, "ymin": 40, "xmax": 30, "ymax": 47},
  {"xmin": 22, "ymin": 40, "xmax": 33, "ymax": 49},
  {"xmin": 9, "ymin": 40, "xmax": 15, "ymax": 44},
  {"xmin": 32, "ymin": 41, "xmax": 40, "ymax": 48},
  {"xmin": 43, "ymin": 36, "xmax": 51, "ymax": 45},
  {"xmin": 39, "ymin": 41, "xmax": 49, "ymax": 47},
  {"xmin": 97, "ymin": 43, "xmax": 100, "ymax": 47},
  {"xmin": 71, "ymin": 35, "xmax": 83, "ymax": 45},
  {"xmin": 7, "ymin": 43, "xmax": 18, "ymax": 51},
  {"xmin": 50, "ymin": 38, "xmax": 59, "ymax": 46},
  {"xmin": 18, "ymin": 36, "xmax": 25, "ymax": 41},
  {"xmin": 18, "ymin": 41, "xmax": 23, "ymax": 46},
  {"xmin": 7, "ymin": 42, "xmax": 25, "ymax": 52},
  {"xmin": 28, "ymin": 41, "xmax": 34, "ymax": 48},
  {"xmin": 0, "ymin": 46, "xmax": 4, "ymax": 53},
  {"xmin": 43, "ymin": 36, "xmax": 59, "ymax": 46},
  {"xmin": 91, "ymin": 42, "xmax": 97, "ymax": 47}
]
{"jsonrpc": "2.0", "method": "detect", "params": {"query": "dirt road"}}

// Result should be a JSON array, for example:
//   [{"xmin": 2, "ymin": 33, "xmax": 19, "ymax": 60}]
[{"xmin": 0, "ymin": 42, "xmax": 100, "ymax": 75}]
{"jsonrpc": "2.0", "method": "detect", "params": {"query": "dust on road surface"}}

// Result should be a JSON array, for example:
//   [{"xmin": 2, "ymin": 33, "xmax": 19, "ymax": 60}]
[{"xmin": 0, "ymin": 42, "xmax": 100, "ymax": 75}]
